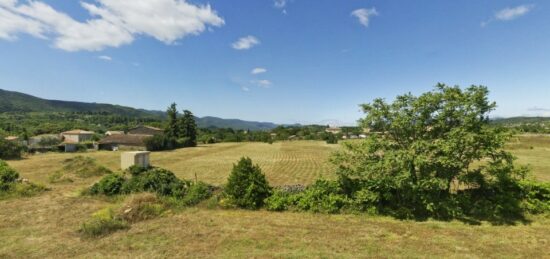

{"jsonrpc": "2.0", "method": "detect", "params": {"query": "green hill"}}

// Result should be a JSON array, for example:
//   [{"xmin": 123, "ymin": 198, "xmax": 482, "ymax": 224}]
[
  {"xmin": 0, "ymin": 88, "xmax": 278, "ymax": 130},
  {"xmin": 0, "ymin": 89, "xmax": 158, "ymax": 117}
]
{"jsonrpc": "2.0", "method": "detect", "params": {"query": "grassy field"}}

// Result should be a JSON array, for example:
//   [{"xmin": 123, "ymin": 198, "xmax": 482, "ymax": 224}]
[{"xmin": 1, "ymin": 139, "xmax": 549, "ymax": 258}]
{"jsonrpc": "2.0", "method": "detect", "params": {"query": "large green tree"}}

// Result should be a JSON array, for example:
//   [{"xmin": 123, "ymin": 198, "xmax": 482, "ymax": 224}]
[
  {"xmin": 332, "ymin": 84, "xmax": 527, "ymax": 218},
  {"xmin": 179, "ymin": 110, "xmax": 197, "ymax": 147},
  {"xmin": 165, "ymin": 103, "xmax": 179, "ymax": 140}
]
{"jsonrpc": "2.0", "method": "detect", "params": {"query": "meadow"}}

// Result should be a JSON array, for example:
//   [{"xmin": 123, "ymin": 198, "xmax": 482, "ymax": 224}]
[{"xmin": 1, "ymin": 137, "xmax": 549, "ymax": 258}]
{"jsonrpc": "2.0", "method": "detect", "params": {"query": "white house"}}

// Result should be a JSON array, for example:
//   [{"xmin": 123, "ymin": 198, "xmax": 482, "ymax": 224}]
[{"xmin": 60, "ymin": 130, "xmax": 94, "ymax": 143}]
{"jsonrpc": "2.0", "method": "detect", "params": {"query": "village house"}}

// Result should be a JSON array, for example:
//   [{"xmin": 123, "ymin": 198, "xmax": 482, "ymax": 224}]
[
  {"xmin": 60, "ymin": 130, "xmax": 95, "ymax": 152},
  {"xmin": 325, "ymin": 127, "xmax": 342, "ymax": 134},
  {"xmin": 128, "ymin": 125, "xmax": 163, "ymax": 136},
  {"xmin": 98, "ymin": 134, "xmax": 150, "ymax": 151},
  {"xmin": 60, "ymin": 130, "xmax": 95, "ymax": 143}
]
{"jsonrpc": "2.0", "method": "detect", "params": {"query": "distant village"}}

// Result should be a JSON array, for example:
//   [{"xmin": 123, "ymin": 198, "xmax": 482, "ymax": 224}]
[
  {"xmin": 3, "ymin": 125, "xmax": 163, "ymax": 153},
  {"xmin": 3, "ymin": 125, "xmax": 368, "ymax": 153}
]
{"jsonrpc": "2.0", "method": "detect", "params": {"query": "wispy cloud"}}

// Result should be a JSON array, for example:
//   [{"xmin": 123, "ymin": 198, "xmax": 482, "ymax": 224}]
[
  {"xmin": 232, "ymin": 35, "xmax": 260, "ymax": 50},
  {"xmin": 98, "ymin": 55, "xmax": 112, "ymax": 61},
  {"xmin": 251, "ymin": 79, "xmax": 272, "ymax": 88},
  {"xmin": 481, "ymin": 5, "xmax": 534, "ymax": 27},
  {"xmin": 351, "ymin": 8, "xmax": 378, "ymax": 28},
  {"xmin": 274, "ymin": 0, "xmax": 286, "ymax": 9},
  {"xmin": 0, "ymin": 0, "xmax": 224, "ymax": 51},
  {"xmin": 251, "ymin": 67, "xmax": 267, "ymax": 75}
]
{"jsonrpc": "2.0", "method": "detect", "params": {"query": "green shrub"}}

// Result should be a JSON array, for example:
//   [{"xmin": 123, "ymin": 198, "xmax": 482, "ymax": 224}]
[
  {"xmin": 520, "ymin": 180, "xmax": 550, "ymax": 214},
  {"xmin": 80, "ymin": 208, "xmax": 129, "ymax": 237},
  {"xmin": 122, "ymin": 168, "xmax": 189, "ymax": 197},
  {"xmin": 89, "ymin": 174, "xmax": 126, "ymax": 196},
  {"xmin": 181, "ymin": 182, "xmax": 212, "ymax": 206},
  {"xmin": 265, "ymin": 189, "xmax": 296, "ymax": 211},
  {"xmin": 0, "ymin": 139, "xmax": 23, "ymax": 160},
  {"xmin": 127, "ymin": 165, "xmax": 151, "ymax": 177},
  {"xmin": 295, "ymin": 179, "xmax": 350, "ymax": 213},
  {"xmin": 0, "ymin": 160, "xmax": 19, "ymax": 185},
  {"xmin": 224, "ymin": 157, "xmax": 272, "ymax": 209}
]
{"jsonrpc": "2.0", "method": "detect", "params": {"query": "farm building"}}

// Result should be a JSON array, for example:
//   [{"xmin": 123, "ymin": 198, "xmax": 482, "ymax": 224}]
[
  {"xmin": 325, "ymin": 127, "xmax": 342, "ymax": 134},
  {"xmin": 61, "ymin": 130, "xmax": 94, "ymax": 143},
  {"xmin": 105, "ymin": 131, "xmax": 125, "ymax": 136},
  {"xmin": 98, "ymin": 134, "xmax": 150, "ymax": 151},
  {"xmin": 128, "ymin": 125, "xmax": 163, "ymax": 136}
]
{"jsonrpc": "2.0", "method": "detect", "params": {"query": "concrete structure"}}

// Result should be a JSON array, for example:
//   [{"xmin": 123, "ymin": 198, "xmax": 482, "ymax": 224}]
[
  {"xmin": 63, "ymin": 143, "xmax": 78, "ymax": 152},
  {"xmin": 61, "ymin": 130, "xmax": 94, "ymax": 143},
  {"xmin": 325, "ymin": 127, "xmax": 342, "ymax": 134},
  {"xmin": 99, "ymin": 134, "xmax": 149, "ymax": 151},
  {"xmin": 121, "ymin": 151, "xmax": 151, "ymax": 170},
  {"xmin": 128, "ymin": 126, "xmax": 163, "ymax": 136}
]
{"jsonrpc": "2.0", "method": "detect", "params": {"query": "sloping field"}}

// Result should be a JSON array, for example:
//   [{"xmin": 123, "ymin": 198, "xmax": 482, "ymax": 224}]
[
  {"xmin": 1, "ymin": 139, "xmax": 549, "ymax": 258},
  {"xmin": 6, "ymin": 141, "xmax": 339, "ymax": 186}
]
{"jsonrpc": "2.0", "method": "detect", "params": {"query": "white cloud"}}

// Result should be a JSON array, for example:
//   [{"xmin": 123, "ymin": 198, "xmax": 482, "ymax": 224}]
[
  {"xmin": 232, "ymin": 35, "xmax": 260, "ymax": 50},
  {"xmin": 0, "ymin": 6, "xmax": 45, "ymax": 40},
  {"xmin": 0, "ymin": 0, "xmax": 224, "ymax": 51},
  {"xmin": 251, "ymin": 67, "xmax": 267, "ymax": 74},
  {"xmin": 274, "ymin": 0, "xmax": 286, "ymax": 9},
  {"xmin": 251, "ymin": 79, "xmax": 272, "ymax": 88},
  {"xmin": 482, "ymin": 5, "xmax": 534, "ymax": 27},
  {"xmin": 351, "ymin": 8, "xmax": 378, "ymax": 28},
  {"xmin": 98, "ymin": 55, "xmax": 112, "ymax": 61},
  {"xmin": 495, "ymin": 5, "xmax": 533, "ymax": 21},
  {"xmin": 241, "ymin": 86, "xmax": 250, "ymax": 92}
]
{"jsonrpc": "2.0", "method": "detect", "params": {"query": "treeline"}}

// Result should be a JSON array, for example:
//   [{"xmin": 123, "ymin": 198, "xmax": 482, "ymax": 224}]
[{"xmin": 0, "ymin": 112, "xmax": 163, "ymax": 136}]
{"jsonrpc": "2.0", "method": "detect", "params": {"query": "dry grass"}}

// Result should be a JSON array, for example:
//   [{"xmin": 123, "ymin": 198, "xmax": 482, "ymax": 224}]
[{"xmin": 0, "ymin": 139, "xmax": 549, "ymax": 258}]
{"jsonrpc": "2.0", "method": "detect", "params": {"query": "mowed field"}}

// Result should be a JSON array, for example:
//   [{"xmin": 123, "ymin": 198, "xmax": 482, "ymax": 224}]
[{"xmin": 1, "ymin": 138, "xmax": 550, "ymax": 258}]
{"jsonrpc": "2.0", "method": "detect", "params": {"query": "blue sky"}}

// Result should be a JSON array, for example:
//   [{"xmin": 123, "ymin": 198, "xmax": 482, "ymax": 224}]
[{"xmin": 1, "ymin": 0, "xmax": 549, "ymax": 125}]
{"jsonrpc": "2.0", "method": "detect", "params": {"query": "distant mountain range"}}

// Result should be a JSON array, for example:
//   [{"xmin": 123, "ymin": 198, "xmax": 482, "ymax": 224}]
[{"xmin": 0, "ymin": 88, "xmax": 279, "ymax": 131}]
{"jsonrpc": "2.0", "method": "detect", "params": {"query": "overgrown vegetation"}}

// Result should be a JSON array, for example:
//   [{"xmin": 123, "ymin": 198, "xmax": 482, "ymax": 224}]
[
  {"xmin": 0, "ymin": 159, "xmax": 47, "ymax": 199},
  {"xmin": 79, "ymin": 208, "xmax": 129, "ymax": 238},
  {"xmin": 86, "ymin": 165, "xmax": 212, "ymax": 205},
  {"xmin": 49, "ymin": 156, "xmax": 112, "ymax": 183},
  {"xmin": 262, "ymin": 85, "xmax": 550, "ymax": 223}
]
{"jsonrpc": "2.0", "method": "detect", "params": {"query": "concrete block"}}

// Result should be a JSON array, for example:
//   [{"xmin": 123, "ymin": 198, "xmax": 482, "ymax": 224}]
[{"xmin": 121, "ymin": 151, "xmax": 151, "ymax": 170}]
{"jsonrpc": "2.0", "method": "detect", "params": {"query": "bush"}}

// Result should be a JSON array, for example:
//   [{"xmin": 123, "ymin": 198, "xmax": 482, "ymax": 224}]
[
  {"xmin": 0, "ymin": 160, "xmax": 19, "ymax": 185},
  {"xmin": 181, "ymin": 182, "xmax": 213, "ymax": 206},
  {"xmin": 224, "ymin": 157, "xmax": 272, "ymax": 209},
  {"xmin": 295, "ymin": 179, "xmax": 350, "ymax": 213},
  {"xmin": 520, "ymin": 180, "xmax": 550, "ymax": 214},
  {"xmin": 80, "ymin": 208, "xmax": 129, "ymax": 237},
  {"xmin": 127, "ymin": 165, "xmax": 151, "ymax": 177},
  {"xmin": 122, "ymin": 168, "xmax": 189, "ymax": 197},
  {"xmin": 265, "ymin": 189, "xmax": 296, "ymax": 211},
  {"xmin": 89, "ymin": 174, "xmax": 126, "ymax": 196},
  {"xmin": 0, "ymin": 139, "xmax": 23, "ymax": 160}
]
